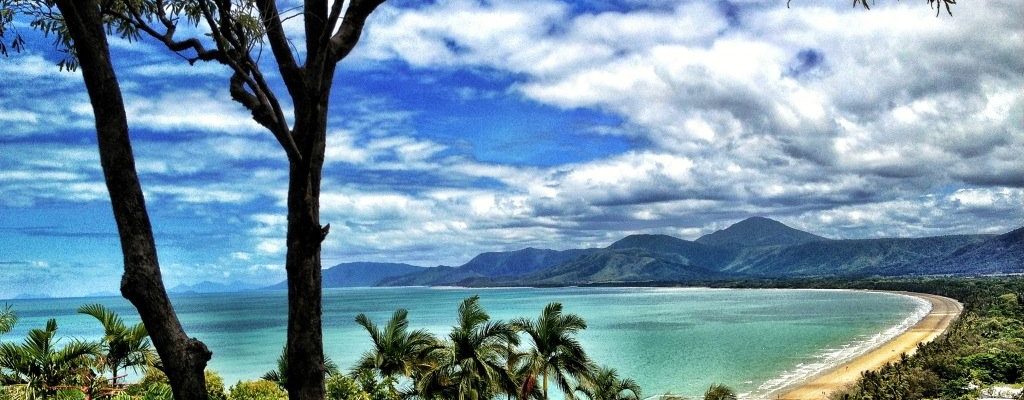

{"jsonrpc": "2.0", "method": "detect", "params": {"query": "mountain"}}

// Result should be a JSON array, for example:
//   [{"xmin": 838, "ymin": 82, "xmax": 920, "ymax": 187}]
[
  {"xmin": 918, "ymin": 227, "xmax": 1024, "ymax": 275},
  {"xmin": 382, "ymin": 248, "xmax": 594, "ymax": 286},
  {"xmin": 169, "ymin": 281, "xmax": 260, "ymax": 294},
  {"xmin": 12, "ymin": 293, "xmax": 52, "ymax": 299},
  {"xmin": 495, "ymin": 248, "xmax": 729, "ymax": 286},
  {"xmin": 267, "ymin": 262, "xmax": 424, "ymax": 289},
  {"xmin": 721, "ymin": 235, "xmax": 992, "ymax": 276},
  {"xmin": 608, "ymin": 234, "xmax": 736, "ymax": 269},
  {"xmin": 695, "ymin": 216, "xmax": 827, "ymax": 248},
  {"xmin": 367, "ymin": 217, "xmax": 1023, "ymax": 287}
]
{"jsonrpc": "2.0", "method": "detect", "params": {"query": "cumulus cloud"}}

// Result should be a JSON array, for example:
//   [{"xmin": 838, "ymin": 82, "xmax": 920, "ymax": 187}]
[{"xmin": 2, "ymin": 0, "xmax": 1021, "ymax": 286}]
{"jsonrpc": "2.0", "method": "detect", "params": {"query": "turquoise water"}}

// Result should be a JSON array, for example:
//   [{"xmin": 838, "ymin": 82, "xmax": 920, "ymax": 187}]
[{"xmin": 1, "ymin": 288, "xmax": 923, "ymax": 398}]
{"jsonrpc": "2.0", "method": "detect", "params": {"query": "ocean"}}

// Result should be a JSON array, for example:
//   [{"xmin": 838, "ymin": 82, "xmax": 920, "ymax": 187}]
[{"xmin": 0, "ymin": 287, "xmax": 927, "ymax": 399}]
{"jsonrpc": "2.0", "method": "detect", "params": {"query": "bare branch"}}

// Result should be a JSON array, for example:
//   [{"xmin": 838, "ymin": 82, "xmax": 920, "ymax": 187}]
[
  {"xmin": 108, "ymin": 3, "xmax": 222, "ymax": 64},
  {"xmin": 325, "ymin": 0, "xmax": 346, "ymax": 45},
  {"xmin": 230, "ymin": 72, "xmax": 302, "ymax": 161},
  {"xmin": 329, "ymin": 0, "xmax": 385, "ymax": 63},
  {"xmin": 255, "ymin": 0, "xmax": 304, "ymax": 97}
]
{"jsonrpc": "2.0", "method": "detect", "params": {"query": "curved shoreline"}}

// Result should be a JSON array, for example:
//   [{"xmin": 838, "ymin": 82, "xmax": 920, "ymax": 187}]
[{"xmin": 770, "ymin": 291, "xmax": 963, "ymax": 400}]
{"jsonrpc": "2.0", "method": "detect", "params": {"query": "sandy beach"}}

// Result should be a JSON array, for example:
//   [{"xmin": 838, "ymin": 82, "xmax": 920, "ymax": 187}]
[{"xmin": 773, "ymin": 292, "xmax": 963, "ymax": 400}]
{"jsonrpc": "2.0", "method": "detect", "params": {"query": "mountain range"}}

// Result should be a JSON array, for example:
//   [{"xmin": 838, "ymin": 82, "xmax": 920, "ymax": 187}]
[{"xmin": 266, "ymin": 217, "xmax": 1023, "ymax": 289}]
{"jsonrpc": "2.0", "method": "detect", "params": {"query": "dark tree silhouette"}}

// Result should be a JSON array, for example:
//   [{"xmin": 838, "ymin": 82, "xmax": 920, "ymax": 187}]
[{"xmin": 2, "ymin": 0, "xmax": 384, "ymax": 398}]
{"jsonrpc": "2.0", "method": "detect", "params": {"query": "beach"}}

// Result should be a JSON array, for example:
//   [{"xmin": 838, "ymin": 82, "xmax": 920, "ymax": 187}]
[{"xmin": 774, "ymin": 292, "xmax": 963, "ymax": 400}]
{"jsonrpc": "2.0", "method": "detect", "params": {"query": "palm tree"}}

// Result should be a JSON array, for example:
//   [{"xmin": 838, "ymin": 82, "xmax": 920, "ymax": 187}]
[
  {"xmin": 353, "ymin": 308, "xmax": 439, "ymax": 384},
  {"xmin": 78, "ymin": 304, "xmax": 157, "ymax": 386},
  {"xmin": 513, "ymin": 302, "xmax": 592, "ymax": 400},
  {"xmin": 500, "ymin": 343, "xmax": 541, "ymax": 400},
  {"xmin": 261, "ymin": 346, "xmax": 339, "ymax": 389},
  {"xmin": 575, "ymin": 366, "xmax": 640, "ymax": 400},
  {"xmin": 702, "ymin": 384, "xmax": 736, "ymax": 400},
  {"xmin": 417, "ymin": 296, "xmax": 520, "ymax": 400},
  {"xmin": 0, "ymin": 304, "xmax": 15, "ymax": 335},
  {"xmin": 0, "ymin": 319, "xmax": 100, "ymax": 397}
]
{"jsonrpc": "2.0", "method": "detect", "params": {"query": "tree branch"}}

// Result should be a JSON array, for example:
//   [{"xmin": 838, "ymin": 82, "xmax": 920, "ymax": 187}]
[
  {"xmin": 328, "ymin": 0, "xmax": 385, "ymax": 63},
  {"xmin": 255, "ymin": 0, "xmax": 304, "ymax": 98},
  {"xmin": 230, "ymin": 72, "xmax": 302, "ymax": 162},
  {"xmin": 106, "ymin": 5, "xmax": 222, "ymax": 64}
]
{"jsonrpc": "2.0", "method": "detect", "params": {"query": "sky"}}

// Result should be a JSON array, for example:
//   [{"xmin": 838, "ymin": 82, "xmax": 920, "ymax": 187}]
[{"xmin": 0, "ymin": 0, "xmax": 1022, "ymax": 298}]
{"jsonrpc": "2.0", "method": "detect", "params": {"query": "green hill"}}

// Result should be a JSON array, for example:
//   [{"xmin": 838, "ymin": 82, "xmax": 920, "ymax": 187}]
[
  {"xmin": 304, "ymin": 218, "xmax": 1022, "ymax": 288},
  {"xmin": 695, "ymin": 216, "xmax": 827, "ymax": 248}
]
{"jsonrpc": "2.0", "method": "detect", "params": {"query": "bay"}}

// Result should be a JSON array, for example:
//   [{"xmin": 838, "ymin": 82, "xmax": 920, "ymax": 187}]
[{"xmin": 1, "ymin": 287, "xmax": 923, "ymax": 398}]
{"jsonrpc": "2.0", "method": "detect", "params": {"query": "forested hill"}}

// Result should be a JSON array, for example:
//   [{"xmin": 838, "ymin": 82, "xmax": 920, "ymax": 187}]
[{"xmin": 269, "ymin": 217, "xmax": 1022, "ymax": 289}]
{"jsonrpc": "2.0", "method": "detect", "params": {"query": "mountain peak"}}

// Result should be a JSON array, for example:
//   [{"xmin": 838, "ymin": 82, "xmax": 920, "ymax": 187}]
[{"xmin": 695, "ymin": 217, "xmax": 827, "ymax": 248}]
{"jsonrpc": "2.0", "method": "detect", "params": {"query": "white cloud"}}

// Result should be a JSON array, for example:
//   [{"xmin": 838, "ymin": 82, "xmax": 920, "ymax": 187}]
[{"xmin": 123, "ymin": 90, "xmax": 264, "ymax": 134}]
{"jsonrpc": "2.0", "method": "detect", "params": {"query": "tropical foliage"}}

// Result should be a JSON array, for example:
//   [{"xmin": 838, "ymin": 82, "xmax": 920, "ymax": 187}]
[
  {"xmin": 574, "ymin": 366, "xmax": 640, "ymax": 400},
  {"xmin": 77, "ymin": 304, "xmax": 156, "ymax": 386},
  {"xmin": 352, "ymin": 309, "xmax": 436, "ymax": 394},
  {"xmin": 0, "ymin": 319, "xmax": 100, "ymax": 398},
  {"xmin": 514, "ymin": 302, "xmax": 591, "ymax": 399},
  {"xmin": 701, "ymin": 384, "xmax": 737, "ymax": 400},
  {"xmin": 260, "ymin": 347, "xmax": 339, "ymax": 390},
  {"xmin": 226, "ymin": 380, "xmax": 286, "ymax": 400},
  {"xmin": 415, "ymin": 296, "xmax": 521, "ymax": 400},
  {"xmin": 5, "ymin": 276, "xmax": 1020, "ymax": 400},
  {"xmin": 0, "ymin": 306, "xmax": 14, "ymax": 336}
]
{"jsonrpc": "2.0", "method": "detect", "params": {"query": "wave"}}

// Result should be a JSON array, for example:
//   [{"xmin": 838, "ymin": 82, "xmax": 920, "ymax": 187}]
[{"xmin": 739, "ymin": 293, "xmax": 932, "ymax": 400}]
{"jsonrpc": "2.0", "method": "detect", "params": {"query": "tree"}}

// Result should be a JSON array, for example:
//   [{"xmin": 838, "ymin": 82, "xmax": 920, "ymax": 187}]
[
  {"xmin": 0, "ymin": 2, "xmax": 214, "ymax": 398},
  {"xmin": 417, "ymin": 296, "xmax": 519, "ymax": 400},
  {"xmin": 0, "ymin": 319, "xmax": 101, "ymax": 398},
  {"xmin": 1, "ymin": 0, "xmax": 385, "ymax": 397},
  {"xmin": 513, "ymin": 303, "xmax": 592, "ymax": 400},
  {"xmin": 261, "ymin": 346, "xmax": 339, "ymax": 390},
  {"xmin": 0, "ymin": 305, "xmax": 14, "ymax": 335},
  {"xmin": 574, "ymin": 366, "xmax": 640, "ymax": 400},
  {"xmin": 701, "ymin": 384, "xmax": 736, "ymax": 400},
  {"xmin": 0, "ymin": 0, "xmax": 961, "ymax": 398},
  {"xmin": 78, "ymin": 304, "xmax": 158, "ymax": 386},
  {"xmin": 352, "ymin": 309, "xmax": 439, "ymax": 390}
]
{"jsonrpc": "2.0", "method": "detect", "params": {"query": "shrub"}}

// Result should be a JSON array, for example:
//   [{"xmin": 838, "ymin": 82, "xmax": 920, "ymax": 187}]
[
  {"xmin": 206, "ymin": 371, "xmax": 228, "ymax": 400},
  {"xmin": 229, "ymin": 380, "xmax": 287, "ymax": 400},
  {"xmin": 325, "ymin": 374, "xmax": 370, "ymax": 400},
  {"xmin": 140, "ymin": 382, "xmax": 173, "ymax": 400},
  {"xmin": 127, "ymin": 368, "xmax": 228, "ymax": 400},
  {"xmin": 353, "ymin": 371, "xmax": 399, "ymax": 400}
]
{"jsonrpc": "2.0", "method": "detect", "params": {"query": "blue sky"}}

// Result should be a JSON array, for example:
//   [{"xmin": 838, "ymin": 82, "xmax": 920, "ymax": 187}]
[{"xmin": 1, "ymin": 0, "xmax": 1022, "ymax": 298}]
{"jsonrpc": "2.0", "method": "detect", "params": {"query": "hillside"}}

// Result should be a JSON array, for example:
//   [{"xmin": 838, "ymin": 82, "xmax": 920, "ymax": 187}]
[
  {"xmin": 695, "ymin": 216, "xmax": 827, "ymax": 248},
  {"xmin": 382, "ymin": 248, "xmax": 594, "ymax": 286},
  {"xmin": 267, "ymin": 262, "xmax": 423, "ymax": 289},
  {"xmin": 607, "ymin": 234, "xmax": 737, "ymax": 269},
  {"xmin": 493, "ymin": 248, "xmax": 728, "ymax": 286},
  {"xmin": 917, "ymin": 227, "xmax": 1024, "ymax": 274},
  {"xmin": 319, "ymin": 217, "xmax": 1022, "ymax": 288},
  {"xmin": 170, "ymin": 281, "xmax": 261, "ymax": 294},
  {"xmin": 722, "ymin": 235, "xmax": 992, "ymax": 277}
]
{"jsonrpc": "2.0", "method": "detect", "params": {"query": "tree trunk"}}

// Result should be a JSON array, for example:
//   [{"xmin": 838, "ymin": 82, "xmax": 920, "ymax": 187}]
[
  {"xmin": 284, "ymin": 83, "xmax": 332, "ymax": 400},
  {"xmin": 543, "ymin": 370, "xmax": 548, "ymax": 400},
  {"xmin": 53, "ymin": 2, "xmax": 210, "ymax": 399}
]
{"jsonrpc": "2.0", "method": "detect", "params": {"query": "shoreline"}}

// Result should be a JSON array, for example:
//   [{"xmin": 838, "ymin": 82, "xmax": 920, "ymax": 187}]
[{"xmin": 767, "ymin": 291, "xmax": 963, "ymax": 400}]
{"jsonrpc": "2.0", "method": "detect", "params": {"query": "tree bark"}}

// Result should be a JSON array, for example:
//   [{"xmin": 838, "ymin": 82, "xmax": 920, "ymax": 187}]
[
  {"xmin": 283, "ymin": 74, "xmax": 333, "ymax": 400},
  {"xmin": 53, "ymin": 2, "xmax": 211, "ymax": 399}
]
